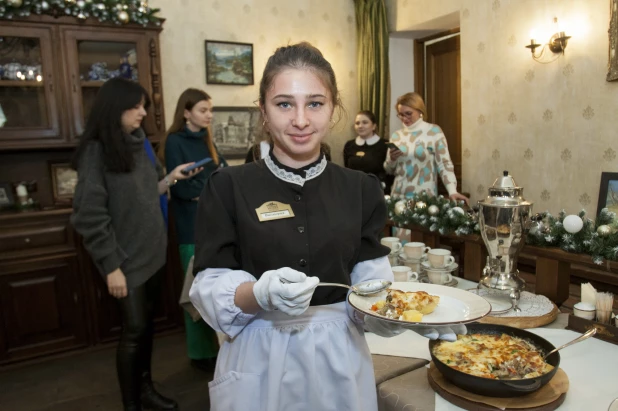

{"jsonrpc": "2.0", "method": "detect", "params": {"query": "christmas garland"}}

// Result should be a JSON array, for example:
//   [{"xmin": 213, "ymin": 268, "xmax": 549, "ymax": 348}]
[
  {"xmin": 386, "ymin": 193, "xmax": 618, "ymax": 264},
  {"xmin": 1, "ymin": 0, "xmax": 162, "ymax": 26}
]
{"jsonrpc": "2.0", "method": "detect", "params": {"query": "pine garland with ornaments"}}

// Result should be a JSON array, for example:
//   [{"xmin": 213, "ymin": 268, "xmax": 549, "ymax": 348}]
[
  {"xmin": 386, "ymin": 192, "xmax": 478, "ymax": 237},
  {"xmin": 1, "ymin": 0, "xmax": 162, "ymax": 26},
  {"xmin": 386, "ymin": 194, "xmax": 618, "ymax": 264}
]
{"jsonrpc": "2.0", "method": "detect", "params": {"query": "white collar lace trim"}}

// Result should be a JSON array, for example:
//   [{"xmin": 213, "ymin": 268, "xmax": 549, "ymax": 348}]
[
  {"xmin": 355, "ymin": 134, "xmax": 380, "ymax": 146},
  {"xmin": 264, "ymin": 154, "xmax": 327, "ymax": 187}
]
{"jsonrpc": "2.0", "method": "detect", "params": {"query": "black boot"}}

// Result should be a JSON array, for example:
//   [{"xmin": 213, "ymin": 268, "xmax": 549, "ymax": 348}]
[{"xmin": 141, "ymin": 374, "xmax": 178, "ymax": 411}]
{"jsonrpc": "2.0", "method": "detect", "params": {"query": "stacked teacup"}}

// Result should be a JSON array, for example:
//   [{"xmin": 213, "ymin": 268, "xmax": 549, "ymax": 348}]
[
  {"xmin": 398, "ymin": 242, "xmax": 431, "ymax": 273},
  {"xmin": 422, "ymin": 248, "xmax": 458, "ymax": 286},
  {"xmin": 381, "ymin": 237, "xmax": 403, "ymax": 267}
]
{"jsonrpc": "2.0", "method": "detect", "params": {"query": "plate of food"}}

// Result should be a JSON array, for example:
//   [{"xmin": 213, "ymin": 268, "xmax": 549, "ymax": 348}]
[{"xmin": 348, "ymin": 282, "xmax": 491, "ymax": 326}]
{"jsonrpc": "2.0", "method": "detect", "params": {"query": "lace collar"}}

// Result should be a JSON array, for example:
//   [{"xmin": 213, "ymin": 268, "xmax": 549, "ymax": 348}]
[
  {"xmin": 355, "ymin": 134, "xmax": 380, "ymax": 146},
  {"xmin": 264, "ymin": 150, "xmax": 327, "ymax": 187}
]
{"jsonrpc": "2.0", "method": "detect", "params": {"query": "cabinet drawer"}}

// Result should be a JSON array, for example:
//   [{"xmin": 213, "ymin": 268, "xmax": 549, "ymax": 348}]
[
  {"xmin": 0, "ymin": 211, "xmax": 75, "ymax": 259},
  {"xmin": 0, "ymin": 225, "xmax": 72, "ymax": 254}
]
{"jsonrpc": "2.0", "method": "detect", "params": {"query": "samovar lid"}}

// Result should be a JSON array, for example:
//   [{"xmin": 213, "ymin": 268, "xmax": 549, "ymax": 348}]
[{"xmin": 479, "ymin": 170, "xmax": 532, "ymax": 207}]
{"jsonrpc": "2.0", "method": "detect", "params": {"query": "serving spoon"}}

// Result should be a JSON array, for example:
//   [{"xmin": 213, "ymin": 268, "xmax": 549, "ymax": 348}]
[
  {"xmin": 543, "ymin": 327, "xmax": 597, "ymax": 360},
  {"xmin": 279, "ymin": 278, "xmax": 391, "ymax": 296}
]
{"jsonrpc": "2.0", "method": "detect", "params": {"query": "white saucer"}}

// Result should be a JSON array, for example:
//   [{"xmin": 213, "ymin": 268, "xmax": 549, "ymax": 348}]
[
  {"xmin": 420, "ymin": 277, "xmax": 459, "ymax": 287},
  {"xmin": 398, "ymin": 253, "xmax": 427, "ymax": 263},
  {"xmin": 466, "ymin": 288, "xmax": 513, "ymax": 314},
  {"xmin": 421, "ymin": 261, "xmax": 459, "ymax": 272}
]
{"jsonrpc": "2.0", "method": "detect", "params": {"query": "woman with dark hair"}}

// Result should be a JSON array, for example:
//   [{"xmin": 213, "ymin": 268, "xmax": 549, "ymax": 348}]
[
  {"xmin": 343, "ymin": 110, "xmax": 393, "ymax": 193},
  {"xmin": 188, "ymin": 43, "xmax": 464, "ymax": 411},
  {"xmin": 71, "ymin": 78, "xmax": 199, "ymax": 411},
  {"xmin": 158, "ymin": 88, "xmax": 226, "ymax": 370}
]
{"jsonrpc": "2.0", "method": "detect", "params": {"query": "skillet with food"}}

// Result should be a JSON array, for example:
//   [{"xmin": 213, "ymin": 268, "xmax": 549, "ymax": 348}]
[{"xmin": 428, "ymin": 323, "xmax": 560, "ymax": 397}]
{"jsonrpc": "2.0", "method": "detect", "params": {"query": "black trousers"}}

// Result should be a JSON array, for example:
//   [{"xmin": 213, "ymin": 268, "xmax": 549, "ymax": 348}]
[{"xmin": 116, "ymin": 267, "xmax": 163, "ymax": 407}]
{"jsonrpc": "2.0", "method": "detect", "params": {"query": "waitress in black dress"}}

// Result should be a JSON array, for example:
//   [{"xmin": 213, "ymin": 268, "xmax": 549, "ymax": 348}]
[
  {"xmin": 189, "ymin": 42, "xmax": 463, "ymax": 411},
  {"xmin": 343, "ymin": 110, "xmax": 393, "ymax": 193}
]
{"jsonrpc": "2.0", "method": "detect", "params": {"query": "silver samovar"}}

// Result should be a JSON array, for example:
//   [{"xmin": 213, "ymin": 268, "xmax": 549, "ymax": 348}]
[{"xmin": 477, "ymin": 171, "xmax": 533, "ymax": 311}]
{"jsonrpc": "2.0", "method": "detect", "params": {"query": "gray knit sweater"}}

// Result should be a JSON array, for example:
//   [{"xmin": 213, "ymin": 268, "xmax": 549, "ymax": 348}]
[{"xmin": 70, "ymin": 129, "xmax": 167, "ymax": 288}]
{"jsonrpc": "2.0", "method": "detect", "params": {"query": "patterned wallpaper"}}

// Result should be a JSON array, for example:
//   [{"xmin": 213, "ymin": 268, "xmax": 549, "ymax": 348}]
[
  {"xmin": 148, "ymin": 0, "xmax": 358, "ymax": 165},
  {"xmin": 389, "ymin": 0, "xmax": 618, "ymax": 215}
]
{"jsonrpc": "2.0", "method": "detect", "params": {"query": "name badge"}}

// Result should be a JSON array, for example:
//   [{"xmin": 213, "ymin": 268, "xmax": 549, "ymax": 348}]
[{"xmin": 255, "ymin": 201, "xmax": 295, "ymax": 222}]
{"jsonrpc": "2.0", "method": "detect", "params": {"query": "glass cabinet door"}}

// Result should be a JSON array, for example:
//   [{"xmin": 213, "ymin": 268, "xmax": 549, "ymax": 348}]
[
  {"xmin": 62, "ymin": 29, "xmax": 156, "ymax": 139},
  {"xmin": 0, "ymin": 26, "xmax": 61, "ymax": 146}
]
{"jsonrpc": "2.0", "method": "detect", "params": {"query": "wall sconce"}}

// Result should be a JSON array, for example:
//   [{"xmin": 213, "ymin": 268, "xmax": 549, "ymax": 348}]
[{"xmin": 526, "ymin": 17, "xmax": 571, "ymax": 63}]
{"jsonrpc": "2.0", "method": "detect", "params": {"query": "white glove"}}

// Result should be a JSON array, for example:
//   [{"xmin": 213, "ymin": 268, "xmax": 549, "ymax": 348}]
[
  {"xmin": 364, "ymin": 316, "xmax": 467, "ymax": 342},
  {"xmin": 252, "ymin": 267, "xmax": 319, "ymax": 316}
]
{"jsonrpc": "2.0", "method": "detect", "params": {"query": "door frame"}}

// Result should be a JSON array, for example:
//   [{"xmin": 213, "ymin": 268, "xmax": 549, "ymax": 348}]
[{"xmin": 413, "ymin": 27, "xmax": 460, "ymax": 104}]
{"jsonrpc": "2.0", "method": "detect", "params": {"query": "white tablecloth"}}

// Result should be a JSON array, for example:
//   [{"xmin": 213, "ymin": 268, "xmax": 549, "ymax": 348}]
[{"xmin": 365, "ymin": 277, "xmax": 618, "ymax": 411}]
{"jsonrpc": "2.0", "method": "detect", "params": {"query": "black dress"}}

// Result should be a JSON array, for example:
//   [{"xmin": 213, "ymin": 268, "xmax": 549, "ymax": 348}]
[
  {"xmin": 194, "ymin": 151, "xmax": 390, "ymax": 306},
  {"xmin": 343, "ymin": 137, "xmax": 393, "ymax": 194}
]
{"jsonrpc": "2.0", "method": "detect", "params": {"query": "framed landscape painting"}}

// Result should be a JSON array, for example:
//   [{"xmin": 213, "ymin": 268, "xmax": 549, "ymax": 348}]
[
  {"xmin": 212, "ymin": 106, "xmax": 260, "ymax": 159},
  {"xmin": 596, "ymin": 172, "xmax": 618, "ymax": 216},
  {"xmin": 205, "ymin": 40, "xmax": 254, "ymax": 85}
]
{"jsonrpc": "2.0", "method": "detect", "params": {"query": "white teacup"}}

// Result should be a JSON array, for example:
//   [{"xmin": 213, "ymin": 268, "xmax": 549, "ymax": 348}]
[
  {"xmin": 427, "ymin": 270, "xmax": 453, "ymax": 285},
  {"xmin": 392, "ymin": 266, "xmax": 419, "ymax": 282},
  {"xmin": 404, "ymin": 242, "xmax": 431, "ymax": 259},
  {"xmin": 428, "ymin": 249, "xmax": 455, "ymax": 268},
  {"xmin": 402, "ymin": 260, "xmax": 421, "ymax": 273},
  {"xmin": 381, "ymin": 237, "xmax": 402, "ymax": 253}
]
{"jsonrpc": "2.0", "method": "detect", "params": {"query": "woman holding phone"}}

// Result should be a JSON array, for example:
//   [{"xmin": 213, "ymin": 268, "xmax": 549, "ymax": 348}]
[
  {"xmin": 158, "ymin": 88, "xmax": 227, "ymax": 370},
  {"xmin": 385, "ymin": 92, "xmax": 468, "ymax": 204},
  {"xmin": 71, "ymin": 78, "xmax": 199, "ymax": 411}
]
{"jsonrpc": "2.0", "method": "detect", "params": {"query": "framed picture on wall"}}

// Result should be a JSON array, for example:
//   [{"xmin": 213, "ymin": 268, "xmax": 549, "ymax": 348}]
[
  {"xmin": 596, "ymin": 172, "xmax": 618, "ymax": 216},
  {"xmin": 50, "ymin": 162, "xmax": 78, "ymax": 204},
  {"xmin": 205, "ymin": 40, "xmax": 254, "ymax": 85},
  {"xmin": 212, "ymin": 106, "xmax": 261, "ymax": 159}
]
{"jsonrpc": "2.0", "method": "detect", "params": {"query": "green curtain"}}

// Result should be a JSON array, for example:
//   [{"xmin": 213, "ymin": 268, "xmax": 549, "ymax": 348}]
[{"xmin": 355, "ymin": 0, "xmax": 391, "ymax": 139}]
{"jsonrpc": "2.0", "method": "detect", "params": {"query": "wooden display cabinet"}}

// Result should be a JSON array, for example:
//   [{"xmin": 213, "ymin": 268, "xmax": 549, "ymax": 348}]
[
  {"xmin": 0, "ymin": 16, "xmax": 181, "ymax": 366},
  {"xmin": 0, "ymin": 15, "xmax": 166, "ymax": 150}
]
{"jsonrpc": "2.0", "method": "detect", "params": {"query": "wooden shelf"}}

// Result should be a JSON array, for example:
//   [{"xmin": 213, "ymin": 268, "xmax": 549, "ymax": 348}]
[
  {"xmin": 0, "ymin": 80, "xmax": 44, "ymax": 87},
  {"xmin": 80, "ymin": 80, "xmax": 105, "ymax": 87}
]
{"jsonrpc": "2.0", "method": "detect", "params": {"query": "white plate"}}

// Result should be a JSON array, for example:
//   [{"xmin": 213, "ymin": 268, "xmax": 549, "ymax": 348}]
[
  {"xmin": 421, "ymin": 261, "xmax": 459, "ymax": 272},
  {"xmin": 467, "ymin": 288, "xmax": 513, "ymax": 314},
  {"xmin": 348, "ymin": 281, "xmax": 491, "ymax": 326}
]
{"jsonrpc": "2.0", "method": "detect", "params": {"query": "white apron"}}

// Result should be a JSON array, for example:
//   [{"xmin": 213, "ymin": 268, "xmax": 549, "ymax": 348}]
[{"xmin": 208, "ymin": 302, "xmax": 378, "ymax": 411}]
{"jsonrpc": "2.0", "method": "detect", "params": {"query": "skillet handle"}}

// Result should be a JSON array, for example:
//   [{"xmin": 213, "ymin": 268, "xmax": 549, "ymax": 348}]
[{"xmin": 500, "ymin": 379, "xmax": 542, "ymax": 392}]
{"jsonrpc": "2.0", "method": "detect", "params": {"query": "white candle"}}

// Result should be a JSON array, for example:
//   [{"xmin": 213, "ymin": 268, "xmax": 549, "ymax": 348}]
[{"xmin": 16, "ymin": 184, "xmax": 27, "ymax": 197}]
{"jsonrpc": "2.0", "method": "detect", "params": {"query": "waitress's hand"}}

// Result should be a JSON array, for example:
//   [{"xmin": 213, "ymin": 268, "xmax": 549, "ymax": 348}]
[
  {"xmin": 107, "ymin": 268, "xmax": 128, "ymax": 299},
  {"xmin": 389, "ymin": 147, "xmax": 404, "ymax": 161},
  {"xmin": 169, "ymin": 163, "xmax": 204, "ymax": 181},
  {"xmin": 364, "ymin": 316, "xmax": 466, "ymax": 342},
  {"xmin": 449, "ymin": 192, "xmax": 470, "ymax": 206},
  {"xmin": 253, "ymin": 267, "xmax": 319, "ymax": 316}
]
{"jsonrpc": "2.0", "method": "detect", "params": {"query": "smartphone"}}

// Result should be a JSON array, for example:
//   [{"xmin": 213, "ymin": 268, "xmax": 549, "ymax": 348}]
[
  {"xmin": 181, "ymin": 157, "xmax": 213, "ymax": 175},
  {"xmin": 386, "ymin": 142, "xmax": 400, "ymax": 151}
]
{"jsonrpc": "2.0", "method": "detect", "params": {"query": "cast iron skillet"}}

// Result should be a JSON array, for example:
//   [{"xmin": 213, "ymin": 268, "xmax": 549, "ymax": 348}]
[{"xmin": 428, "ymin": 323, "xmax": 560, "ymax": 397}]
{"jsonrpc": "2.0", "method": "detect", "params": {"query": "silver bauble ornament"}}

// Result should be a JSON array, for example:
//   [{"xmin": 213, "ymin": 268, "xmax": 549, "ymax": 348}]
[
  {"xmin": 452, "ymin": 206, "xmax": 465, "ymax": 215},
  {"xmin": 394, "ymin": 200, "xmax": 407, "ymax": 216},
  {"xmin": 9, "ymin": 0, "xmax": 23, "ymax": 7},
  {"xmin": 77, "ymin": 11, "xmax": 86, "ymax": 19},
  {"xmin": 117, "ymin": 10, "xmax": 129, "ymax": 23},
  {"xmin": 415, "ymin": 201, "xmax": 427, "ymax": 210},
  {"xmin": 428, "ymin": 205, "xmax": 440, "ymax": 216},
  {"xmin": 41, "ymin": 1, "xmax": 50, "ymax": 10},
  {"xmin": 96, "ymin": 3, "xmax": 105, "ymax": 10},
  {"xmin": 597, "ymin": 225, "xmax": 612, "ymax": 237},
  {"xmin": 77, "ymin": 0, "xmax": 85, "ymax": 8},
  {"xmin": 563, "ymin": 215, "xmax": 584, "ymax": 234},
  {"xmin": 384, "ymin": 195, "xmax": 391, "ymax": 202}
]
